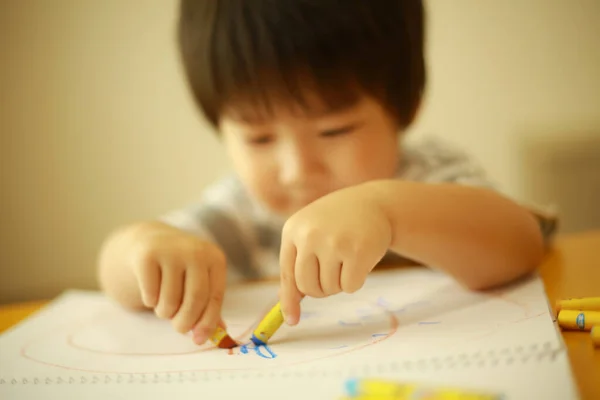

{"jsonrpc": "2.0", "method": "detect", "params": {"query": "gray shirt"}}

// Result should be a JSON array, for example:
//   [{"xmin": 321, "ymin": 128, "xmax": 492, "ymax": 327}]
[{"xmin": 159, "ymin": 137, "xmax": 555, "ymax": 284}]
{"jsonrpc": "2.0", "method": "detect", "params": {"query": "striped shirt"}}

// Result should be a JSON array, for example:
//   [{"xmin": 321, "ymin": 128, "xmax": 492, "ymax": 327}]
[{"xmin": 159, "ymin": 137, "xmax": 555, "ymax": 284}]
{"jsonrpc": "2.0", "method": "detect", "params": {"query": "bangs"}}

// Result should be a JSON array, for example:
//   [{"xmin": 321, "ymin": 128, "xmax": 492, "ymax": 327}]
[
  {"xmin": 218, "ymin": 71, "xmax": 365, "ymax": 122},
  {"xmin": 178, "ymin": 0, "xmax": 425, "ymax": 127}
]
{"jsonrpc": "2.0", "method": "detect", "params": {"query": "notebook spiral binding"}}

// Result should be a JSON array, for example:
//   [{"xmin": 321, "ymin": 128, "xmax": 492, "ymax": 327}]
[{"xmin": 1, "ymin": 341, "xmax": 564, "ymax": 385}]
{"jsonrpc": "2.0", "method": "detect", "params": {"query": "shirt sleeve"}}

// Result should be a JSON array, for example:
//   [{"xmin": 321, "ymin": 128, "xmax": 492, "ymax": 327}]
[
  {"xmin": 157, "ymin": 175, "xmax": 264, "ymax": 285},
  {"xmin": 399, "ymin": 137, "xmax": 496, "ymax": 189},
  {"xmin": 521, "ymin": 203, "xmax": 559, "ymax": 247},
  {"xmin": 399, "ymin": 137, "xmax": 557, "ymax": 244}
]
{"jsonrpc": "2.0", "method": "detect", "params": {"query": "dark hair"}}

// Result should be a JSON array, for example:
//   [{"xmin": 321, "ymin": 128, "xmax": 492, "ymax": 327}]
[{"xmin": 177, "ymin": 0, "xmax": 425, "ymax": 129}]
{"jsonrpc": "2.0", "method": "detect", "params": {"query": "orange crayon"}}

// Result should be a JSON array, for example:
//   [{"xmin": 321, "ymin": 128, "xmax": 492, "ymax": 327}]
[{"xmin": 209, "ymin": 325, "xmax": 238, "ymax": 349}]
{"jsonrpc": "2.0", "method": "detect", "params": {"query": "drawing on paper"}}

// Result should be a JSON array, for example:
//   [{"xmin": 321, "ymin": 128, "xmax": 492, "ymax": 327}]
[{"xmin": 15, "ymin": 269, "xmax": 547, "ymax": 375}]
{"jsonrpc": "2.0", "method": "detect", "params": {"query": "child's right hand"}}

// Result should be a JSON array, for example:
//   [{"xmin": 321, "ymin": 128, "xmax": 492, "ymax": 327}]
[{"xmin": 129, "ymin": 222, "xmax": 227, "ymax": 345}]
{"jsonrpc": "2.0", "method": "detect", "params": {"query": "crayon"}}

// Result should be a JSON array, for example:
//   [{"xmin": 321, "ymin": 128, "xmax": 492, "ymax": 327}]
[
  {"xmin": 557, "ymin": 310, "xmax": 600, "ymax": 331},
  {"xmin": 339, "ymin": 396, "xmax": 396, "ymax": 400},
  {"xmin": 556, "ymin": 297, "xmax": 600, "ymax": 312},
  {"xmin": 209, "ymin": 325, "xmax": 237, "ymax": 349},
  {"xmin": 345, "ymin": 378, "xmax": 414, "ymax": 397},
  {"xmin": 339, "ymin": 396, "xmax": 491, "ymax": 400},
  {"xmin": 344, "ymin": 378, "xmax": 502, "ymax": 400},
  {"xmin": 592, "ymin": 326, "xmax": 600, "ymax": 347},
  {"xmin": 250, "ymin": 301, "xmax": 284, "ymax": 346}
]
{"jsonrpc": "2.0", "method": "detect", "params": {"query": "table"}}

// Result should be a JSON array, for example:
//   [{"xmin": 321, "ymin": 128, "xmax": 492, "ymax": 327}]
[
  {"xmin": 1, "ymin": 231, "xmax": 599, "ymax": 398},
  {"xmin": 537, "ymin": 230, "xmax": 600, "ymax": 399}
]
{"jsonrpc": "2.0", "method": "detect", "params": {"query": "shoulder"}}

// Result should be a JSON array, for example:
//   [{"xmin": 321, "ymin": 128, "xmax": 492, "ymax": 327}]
[
  {"xmin": 200, "ymin": 174, "xmax": 284, "ymax": 226},
  {"xmin": 157, "ymin": 173, "xmax": 255, "ymax": 231},
  {"xmin": 397, "ymin": 136, "xmax": 496, "ymax": 189},
  {"xmin": 199, "ymin": 173, "xmax": 255, "ymax": 212}
]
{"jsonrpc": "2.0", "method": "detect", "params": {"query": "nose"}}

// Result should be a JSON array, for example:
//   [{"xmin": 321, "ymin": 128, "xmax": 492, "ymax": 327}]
[{"xmin": 279, "ymin": 141, "xmax": 324, "ymax": 188}]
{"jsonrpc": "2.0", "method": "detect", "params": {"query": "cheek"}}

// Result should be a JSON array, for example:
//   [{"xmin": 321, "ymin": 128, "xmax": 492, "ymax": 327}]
[
  {"xmin": 366, "ymin": 132, "xmax": 399, "ymax": 176},
  {"xmin": 226, "ymin": 144, "xmax": 289, "ymax": 210},
  {"xmin": 334, "ymin": 131, "xmax": 399, "ymax": 186},
  {"xmin": 235, "ymin": 154, "xmax": 272, "ymax": 193}
]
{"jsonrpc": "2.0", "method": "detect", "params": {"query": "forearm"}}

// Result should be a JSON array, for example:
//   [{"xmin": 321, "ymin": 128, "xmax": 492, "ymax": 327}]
[
  {"xmin": 369, "ymin": 180, "xmax": 544, "ymax": 290},
  {"xmin": 97, "ymin": 222, "xmax": 160, "ymax": 310}
]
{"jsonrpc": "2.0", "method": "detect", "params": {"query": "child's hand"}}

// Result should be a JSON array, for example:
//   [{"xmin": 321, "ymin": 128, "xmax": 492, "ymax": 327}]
[
  {"xmin": 279, "ymin": 184, "xmax": 392, "ymax": 325},
  {"xmin": 129, "ymin": 223, "xmax": 227, "ymax": 344}
]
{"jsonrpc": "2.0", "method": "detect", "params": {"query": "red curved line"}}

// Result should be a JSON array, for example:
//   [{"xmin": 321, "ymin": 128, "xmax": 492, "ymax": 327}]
[
  {"xmin": 20, "ymin": 304, "xmax": 399, "ymax": 375},
  {"xmin": 61, "ymin": 302, "xmax": 276, "ymax": 357},
  {"xmin": 278, "ymin": 308, "xmax": 399, "ymax": 369},
  {"xmin": 488, "ymin": 291, "xmax": 533, "ymax": 318}
]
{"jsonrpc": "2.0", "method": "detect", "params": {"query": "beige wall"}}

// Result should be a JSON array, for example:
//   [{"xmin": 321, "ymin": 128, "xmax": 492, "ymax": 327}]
[{"xmin": 1, "ymin": 0, "xmax": 599, "ymax": 304}]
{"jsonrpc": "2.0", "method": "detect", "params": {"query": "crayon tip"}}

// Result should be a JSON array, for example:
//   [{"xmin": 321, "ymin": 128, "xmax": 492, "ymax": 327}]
[
  {"xmin": 217, "ymin": 334, "xmax": 238, "ymax": 349},
  {"xmin": 344, "ymin": 378, "xmax": 359, "ymax": 396},
  {"xmin": 250, "ymin": 334, "xmax": 266, "ymax": 346}
]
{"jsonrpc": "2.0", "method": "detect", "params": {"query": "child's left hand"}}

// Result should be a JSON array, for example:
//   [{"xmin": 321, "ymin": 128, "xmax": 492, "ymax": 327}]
[{"xmin": 279, "ymin": 183, "xmax": 392, "ymax": 325}]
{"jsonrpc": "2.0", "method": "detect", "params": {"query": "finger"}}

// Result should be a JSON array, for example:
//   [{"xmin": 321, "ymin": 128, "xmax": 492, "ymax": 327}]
[
  {"xmin": 340, "ymin": 257, "xmax": 368, "ymax": 294},
  {"xmin": 136, "ymin": 260, "xmax": 161, "ymax": 308},
  {"xmin": 154, "ymin": 263, "xmax": 185, "ymax": 319},
  {"xmin": 171, "ymin": 263, "xmax": 209, "ymax": 334},
  {"xmin": 192, "ymin": 258, "xmax": 227, "ymax": 344},
  {"xmin": 279, "ymin": 239, "xmax": 302, "ymax": 326},
  {"xmin": 318, "ymin": 252, "xmax": 343, "ymax": 296},
  {"xmin": 295, "ymin": 251, "xmax": 324, "ymax": 298}
]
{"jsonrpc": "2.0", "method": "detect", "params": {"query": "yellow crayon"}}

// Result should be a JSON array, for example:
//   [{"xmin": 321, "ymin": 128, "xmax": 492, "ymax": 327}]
[
  {"xmin": 345, "ymin": 378, "xmax": 416, "ymax": 397},
  {"xmin": 339, "ymin": 396, "xmax": 397, "ymax": 400},
  {"xmin": 556, "ymin": 297, "xmax": 600, "ymax": 312},
  {"xmin": 557, "ymin": 310, "xmax": 600, "ymax": 331},
  {"xmin": 339, "ymin": 396, "xmax": 491, "ymax": 400},
  {"xmin": 344, "ymin": 378, "xmax": 502, "ymax": 400},
  {"xmin": 250, "ymin": 301, "xmax": 284, "ymax": 345},
  {"xmin": 591, "ymin": 326, "xmax": 600, "ymax": 347}
]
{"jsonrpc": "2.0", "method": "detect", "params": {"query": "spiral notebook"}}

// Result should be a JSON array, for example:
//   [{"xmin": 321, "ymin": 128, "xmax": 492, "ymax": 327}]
[{"xmin": 0, "ymin": 267, "xmax": 579, "ymax": 399}]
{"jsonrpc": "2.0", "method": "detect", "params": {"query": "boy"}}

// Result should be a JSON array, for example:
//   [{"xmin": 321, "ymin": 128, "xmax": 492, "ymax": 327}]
[{"xmin": 98, "ymin": 0, "xmax": 548, "ymax": 347}]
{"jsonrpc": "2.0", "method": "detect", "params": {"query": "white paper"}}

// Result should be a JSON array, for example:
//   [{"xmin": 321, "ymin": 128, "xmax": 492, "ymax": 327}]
[{"xmin": 0, "ymin": 268, "xmax": 579, "ymax": 399}]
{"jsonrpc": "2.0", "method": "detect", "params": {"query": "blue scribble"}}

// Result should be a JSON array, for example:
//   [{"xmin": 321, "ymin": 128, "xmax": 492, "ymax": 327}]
[
  {"xmin": 300, "ymin": 311, "xmax": 318, "ymax": 320},
  {"xmin": 240, "ymin": 342, "xmax": 277, "ymax": 359},
  {"xmin": 371, "ymin": 333, "xmax": 387, "ymax": 338},
  {"xmin": 338, "ymin": 320, "xmax": 362, "ymax": 327},
  {"xmin": 356, "ymin": 308, "xmax": 382, "ymax": 320},
  {"xmin": 376, "ymin": 297, "xmax": 390, "ymax": 307},
  {"xmin": 388, "ymin": 301, "xmax": 429, "ymax": 314},
  {"xmin": 418, "ymin": 321, "xmax": 441, "ymax": 325}
]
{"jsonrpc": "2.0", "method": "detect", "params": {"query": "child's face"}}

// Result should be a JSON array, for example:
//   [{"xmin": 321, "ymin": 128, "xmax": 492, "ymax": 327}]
[{"xmin": 220, "ymin": 93, "xmax": 401, "ymax": 217}]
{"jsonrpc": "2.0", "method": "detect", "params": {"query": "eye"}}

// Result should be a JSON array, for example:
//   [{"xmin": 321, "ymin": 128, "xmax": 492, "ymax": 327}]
[
  {"xmin": 319, "ymin": 125, "xmax": 356, "ymax": 138},
  {"xmin": 246, "ymin": 134, "xmax": 274, "ymax": 145}
]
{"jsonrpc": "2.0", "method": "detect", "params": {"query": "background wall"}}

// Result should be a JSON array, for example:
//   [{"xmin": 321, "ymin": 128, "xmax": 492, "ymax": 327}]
[{"xmin": 1, "ymin": 0, "xmax": 599, "ymax": 304}]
